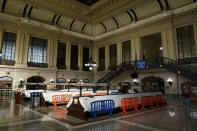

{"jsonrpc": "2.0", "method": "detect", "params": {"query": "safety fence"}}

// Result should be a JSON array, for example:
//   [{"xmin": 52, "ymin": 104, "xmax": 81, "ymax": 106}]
[
  {"xmin": 90, "ymin": 100, "xmax": 115, "ymax": 119},
  {"xmin": 121, "ymin": 97, "xmax": 139, "ymax": 114},
  {"xmin": 155, "ymin": 94, "xmax": 166, "ymax": 106},
  {"xmin": 52, "ymin": 95, "xmax": 72, "ymax": 108},
  {"xmin": 140, "ymin": 96, "xmax": 155, "ymax": 111}
]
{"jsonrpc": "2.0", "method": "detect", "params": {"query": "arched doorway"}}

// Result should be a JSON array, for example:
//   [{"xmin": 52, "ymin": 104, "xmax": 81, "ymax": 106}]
[
  {"xmin": 56, "ymin": 78, "xmax": 66, "ymax": 89},
  {"xmin": 0, "ymin": 76, "xmax": 13, "ymax": 89},
  {"xmin": 141, "ymin": 76, "xmax": 165, "ymax": 94},
  {"xmin": 26, "ymin": 76, "xmax": 46, "ymax": 90}
]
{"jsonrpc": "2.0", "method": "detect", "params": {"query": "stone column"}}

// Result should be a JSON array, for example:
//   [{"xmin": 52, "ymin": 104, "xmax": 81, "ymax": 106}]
[
  {"xmin": 15, "ymin": 31, "xmax": 28, "ymax": 67},
  {"xmin": 66, "ymin": 42, "xmax": 71, "ymax": 70},
  {"xmin": 193, "ymin": 23, "xmax": 197, "ymax": 55},
  {"xmin": 47, "ymin": 38, "xmax": 52, "ymax": 68},
  {"xmin": 0, "ymin": 29, "xmax": 3, "ymax": 52},
  {"xmin": 22, "ymin": 33, "xmax": 30, "ymax": 65},
  {"xmin": 52, "ymin": 39, "xmax": 58, "ymax": 68},
  {"xmin": 161, "ymin": 26, "xmax": 176, "ymax": 60},
  {"xmin": 78, "ymin": 45, "xmax": 83, "ymax": 71},
  {"xmin": 134, "ymin": 36, "xmax": 141, "ymax": 60},
  {"xmin": 131, "ymin": 38, "xmax": 136, "ymax": 61},
  {"xmin": 105, "ymin": 44, "xmax": 109, "ymax": 71},
  {"xmin": 117, "ymin": 42, "xmax": 122, "ymax": 65},
  {"xmin": 93, "ymin": 47, "xmax": 98, "ymax": 72}
]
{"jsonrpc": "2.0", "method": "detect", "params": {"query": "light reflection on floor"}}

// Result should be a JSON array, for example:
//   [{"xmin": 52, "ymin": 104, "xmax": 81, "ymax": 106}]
[{"xmin": 0, "ymin": 94, "xmax": 197, "ymax": 131}]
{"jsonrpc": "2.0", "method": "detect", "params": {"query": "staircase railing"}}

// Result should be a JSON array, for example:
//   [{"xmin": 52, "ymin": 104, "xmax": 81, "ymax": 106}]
[{"xmin": 95, "ymin": 57, "xmax": 197, "ymax": 92}]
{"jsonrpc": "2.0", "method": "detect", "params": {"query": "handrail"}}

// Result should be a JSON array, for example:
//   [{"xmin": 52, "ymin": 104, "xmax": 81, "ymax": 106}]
[{"xmin": 97, "ymin": 57, "xmax": 197, "ymax": 86}]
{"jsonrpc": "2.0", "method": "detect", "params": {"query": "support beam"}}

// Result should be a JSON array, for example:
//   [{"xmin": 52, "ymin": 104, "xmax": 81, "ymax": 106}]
[
  {"xmin": 125, "ymin": 10, "xmax": 133, "ymax": 23},
  {"xmin": 28, "ymin": 6, "xmax": 34, "ymax": 18},
  {"xmin": 22, "ymin": 4, "xmax": 29, "ymax": 17},
  {"xmin": 1, "ymin": 0, "xmax": 7, "ymax": 13},
  {"xmin": 111, "ymin": 17, "xmax": 119, "ymax": 29},
  {"xmin": 70, "ymin": 19, "xmax": 75, "ymax": 31},
  {"xmin": 164, "ymin": 0, "xmax": 170, "ymax": 10},
  {"xmin": 100, "ymin": 22, "xmax": 107, "ymax": 32},
  {"xmin": 157, "ymin": 0, "xmax": 163, "ymax": 11},
  {"xmin": 130, "ymin": 9, "xmax": 138, "ymax": 21},
  {"xmin": 56, "ymin": 15, "xmax": 62, "ymax": 25},
  {"xmin": 51, "ymin": 14, "xmax": 58, "ymax": 25},
  {"xmin": 81, "ymin": 23, "xmax": 87, "ymax": 33}
]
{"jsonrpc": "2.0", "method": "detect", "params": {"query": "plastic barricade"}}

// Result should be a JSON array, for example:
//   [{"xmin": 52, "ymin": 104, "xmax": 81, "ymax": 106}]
[
  {"xmin": 121, "ymin": 97, "xmax": 139, "ymax": 114},
  {"xmin": 90, "ymin": 100, "xmax": 115, "ymax": 119},
  {"xmin": 52, "ymin": 95, "xmax": 72, "ymax": 108},
  {"xmin": 95, "ymin": 93, "xmax": 107, "ymax": 95},
  {"xmin": 155, "ymin": 95, "xmax": 166, "ymax": 106},
  {"xmin": 140, "ymin": 96, "xmax": 154, "ymax": 111},
  {"xmin": 75, "ymin": 93, "xmax": 92, "ymax": 96},
  {"xmin": 30, "ymin": 92, "xmax": 41, "ymax": 108}
]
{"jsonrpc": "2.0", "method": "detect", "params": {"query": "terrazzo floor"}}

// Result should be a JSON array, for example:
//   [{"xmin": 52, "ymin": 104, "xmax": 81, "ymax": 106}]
[{"xmin": 0, "ymin": 93, "xmax": 197, "ymax": 131}]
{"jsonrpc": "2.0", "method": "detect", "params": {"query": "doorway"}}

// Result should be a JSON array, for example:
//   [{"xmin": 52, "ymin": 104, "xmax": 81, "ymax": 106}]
[
  {"xmin": 141, "ymin": 76, "xmax": 165, "ymax": 94},
  {"xmin": 26, "ymin": 76, "xmax": 46, "ymax": 90}
]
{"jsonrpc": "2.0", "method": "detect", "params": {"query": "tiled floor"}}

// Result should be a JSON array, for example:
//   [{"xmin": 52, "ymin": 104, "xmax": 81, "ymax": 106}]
[{"xmin": 0, "ymin": 94, "xmax": 197, "ymax": 131}]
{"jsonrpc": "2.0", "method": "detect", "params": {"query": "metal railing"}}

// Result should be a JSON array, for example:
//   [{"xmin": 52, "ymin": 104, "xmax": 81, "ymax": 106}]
[{"xmin": 97, "ymin": 57, "xmax": 197, "ymax": 84}]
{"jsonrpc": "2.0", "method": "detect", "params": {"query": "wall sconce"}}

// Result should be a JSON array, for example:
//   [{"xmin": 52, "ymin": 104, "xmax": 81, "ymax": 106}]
[
  {"xmin": 19, "ymin": 78, "xmax": 24, "ymax": 85},
  {"xmin": 132, "ymin": 79, "xmax": 138, "ymax": 84},
  {"xmin": 167, "ymin": 78, "xmax": 173, "ymax": 86},
  {"xmin": 67, "ymin": 79, "xmax": 70, "ymax": 83},
  {"xmin": 50, "ymin": 79, "xmax": 55, "ymax": 83}
]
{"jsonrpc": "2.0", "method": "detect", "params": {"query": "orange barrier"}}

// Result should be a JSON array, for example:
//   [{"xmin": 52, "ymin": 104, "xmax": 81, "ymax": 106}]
[
  {"xmin": 140, "ymin": 96, "xmax": 154, "ymax": 111},
  {"xmin": 121, "ymin": 97, "xmax": 139, "ymax": 114},
  {"xmin": 155, "ymin": 95, "xmax": 166, "ymax": 106},
  {"xmin": 95, "ymin": 93, "xmax": 107, "ymax": 95},
  {"xmin": 52, "ymin": 95, "xmax": 72, "ymax": 108},
  {"xmin": 75, "ymin": 93, "xmax": 92, "ymax": 96}
]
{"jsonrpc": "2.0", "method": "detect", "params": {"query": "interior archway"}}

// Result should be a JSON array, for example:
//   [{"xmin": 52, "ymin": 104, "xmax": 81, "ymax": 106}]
[
  {"xmin": 26, "ymin": 76, "xmax": 46, "ymax": 90},
  {"xmin": 0, "ymin": 76, "xmax": 13, "ymax": 89},
  {"xmin": 141, "ymin": 76, "xmax": 165, "ymax": 94}
]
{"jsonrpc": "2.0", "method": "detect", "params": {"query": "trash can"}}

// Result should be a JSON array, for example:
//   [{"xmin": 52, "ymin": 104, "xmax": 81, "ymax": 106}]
[
  {"xmin": 30, "ymin": 92, "xmax": 41, "ymax": 108},
  {"xmin": 15, "ymin": 92, "xmax": 21, "ymax": 104}
]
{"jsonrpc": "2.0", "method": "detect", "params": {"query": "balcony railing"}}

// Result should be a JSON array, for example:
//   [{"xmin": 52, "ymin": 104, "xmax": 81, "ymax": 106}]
[
  {"xmin": 0, "ymin": 59, "xmax": 15, "ymax": 66},
  {"xmin": 28, "ymin": 62, "xmax": 48, "ymax": 68}
]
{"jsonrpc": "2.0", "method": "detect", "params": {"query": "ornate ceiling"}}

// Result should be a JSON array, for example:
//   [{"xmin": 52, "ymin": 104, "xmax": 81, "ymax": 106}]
[{"xmin": 0, "ymin": 0, "xmax": 196, "ymax": 39}]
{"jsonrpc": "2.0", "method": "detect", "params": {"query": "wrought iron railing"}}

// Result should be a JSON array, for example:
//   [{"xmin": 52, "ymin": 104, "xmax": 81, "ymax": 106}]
[{"xmin": 97, "ymin": 57, "xmax": 197, "ymax": 84}]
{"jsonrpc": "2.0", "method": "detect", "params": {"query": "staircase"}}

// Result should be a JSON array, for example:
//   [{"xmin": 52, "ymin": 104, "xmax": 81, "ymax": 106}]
[{"xmin": 97, "ymin": 57, "xmax": 197, "ymax": 83}]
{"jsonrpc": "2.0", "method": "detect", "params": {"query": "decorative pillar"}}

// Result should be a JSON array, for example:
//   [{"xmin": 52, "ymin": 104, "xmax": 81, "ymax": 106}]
[
  {"xmin": 47, "ymin": 39, "xmax": 53, "ymax": 68},
  {"xmin": 78, "ymin": 45, "xmax": 83, "ymax": 71},
  {"xmin": 193, "ymin": 23, "xmax": 197, "ymax": 55},
  {"xmin": 93, "ymin": 47, "xmax": 98, "ymax": 72},
  {"xmin": 134, "ymin": 36, "xmax": 141, "ymax": 60},
  {"xmin": 131, "ymin": 38, "xmax": 136, "ymax": 61},
  {"xmin": 117, "ymin": 42, "xmax": 122, "ymax": 65},
  {"xmin": 66, "ymin": 42, "xmax": 71, "ymax": 70},
  {"xmin": 0, "ymin": 29, "xmax": 3, "ymax": 52},
  {"xmin": 105, "ymin": 44, "xmax": 109, "ymax": 71},
  {"xmin": 15, "ymin": 31, "xmax": 28, "ymax": 67},
  {"xmin": 22, "ymin": 33, "xmax": 30, "ymax": 65},
  {"xmin": 161, "ymin": 27, "xmax": 176, "ymax": 60},
  {"xmin": 52, "ymin": 39, "xmax": 58, "ymax": 68}
]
